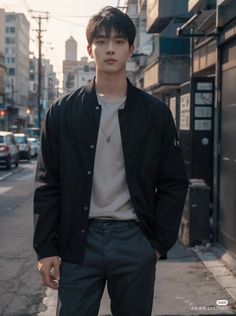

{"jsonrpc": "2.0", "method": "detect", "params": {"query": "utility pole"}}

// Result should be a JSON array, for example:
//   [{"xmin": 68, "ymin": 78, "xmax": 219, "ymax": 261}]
[{"xmin": 30, "ymin": 10, "xmax": 49, "ymax": 130}]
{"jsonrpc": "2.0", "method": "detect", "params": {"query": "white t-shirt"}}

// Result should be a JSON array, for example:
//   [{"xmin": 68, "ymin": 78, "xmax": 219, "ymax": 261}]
[{"xmin": 89, "ymin": 93, "xmax": 138, "ymax": 221}]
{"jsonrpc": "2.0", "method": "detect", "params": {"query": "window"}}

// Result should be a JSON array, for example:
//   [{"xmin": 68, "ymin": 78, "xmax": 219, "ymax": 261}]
[
  {"xmin": 6, "ymin": 37, "xmax": 15, "ymax": 44},
  {"xmin": 6, "ymin": 27, "xmax": 15, "ymax": 33},
  {"xmin": 8, "ymin": 68, "xmax": 15, "ymax": 75},
  {"xmin": 6, "ymin": 58, "xmax": 15, "ymax": 64},
  {"xmin": 15, "ymin": 136, "xmax": 27, "ymax": 144},
  {"xmin": 6, "ymin": 15, "xmax": 15, "ymax": 22}
]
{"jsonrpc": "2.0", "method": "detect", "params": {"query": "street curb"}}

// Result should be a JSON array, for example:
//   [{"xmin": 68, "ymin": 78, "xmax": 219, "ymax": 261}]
[{"xmin": 193, "ymin": 244, "xmax": 236, "ymax": 305}]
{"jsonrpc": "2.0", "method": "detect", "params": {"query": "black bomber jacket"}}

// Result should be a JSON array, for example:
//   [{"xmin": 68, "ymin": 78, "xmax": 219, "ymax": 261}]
[{"xmin": 33, "ymin": 77, "xmax": 188, "ymax": 263}]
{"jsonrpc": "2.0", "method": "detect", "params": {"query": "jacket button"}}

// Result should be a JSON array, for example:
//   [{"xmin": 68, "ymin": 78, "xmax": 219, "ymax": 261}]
[
  {"xmin": 95, "ymin": 106, "xmax": 100, "ymax": 110},
  {"xmin": 90, "ymin": 144, "xmax": 94, "ymax": 149},
  {"xmin": 84, "ymin": 206, "xmax": 88, "ymax": 211},
  {"xmin": 81, "ymin": 228, "xmax": 86, "ymax": 234},
  {"xmin": 87, "ymin": 170, "xmax": 92, "ymax": 175}
]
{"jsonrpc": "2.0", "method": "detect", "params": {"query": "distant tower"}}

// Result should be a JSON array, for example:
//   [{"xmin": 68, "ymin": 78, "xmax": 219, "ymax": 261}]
[
  {"xmin": 63, "ymin": 36, "xmax": 79, "ymax": 93},
  {"xmin": 65, "ymin": 36, "xmax": 77, "ymax": 61}
]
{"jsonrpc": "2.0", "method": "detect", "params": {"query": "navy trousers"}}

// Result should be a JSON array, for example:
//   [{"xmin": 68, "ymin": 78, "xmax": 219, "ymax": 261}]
[{"xmin": 57, "ymin": 219, "xmax": 157, "ymax": 316}]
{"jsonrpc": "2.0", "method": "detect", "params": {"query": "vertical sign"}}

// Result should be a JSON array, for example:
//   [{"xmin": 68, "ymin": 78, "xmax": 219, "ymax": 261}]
[{"xmin": 180, "ymin": 93, "xmax": 190, "ymax": 130}]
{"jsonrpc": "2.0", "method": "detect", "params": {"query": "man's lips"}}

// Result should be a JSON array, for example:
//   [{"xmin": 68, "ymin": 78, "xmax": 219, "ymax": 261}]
[{"xmin": 104, "ymin": 59, "xmax": 117, "ymax": 63}]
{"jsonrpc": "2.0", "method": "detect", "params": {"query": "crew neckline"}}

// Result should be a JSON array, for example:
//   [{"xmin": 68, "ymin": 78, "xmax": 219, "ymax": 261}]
[{"xmin": 96, "ymin": 93, "xmax": 127, "ymax": 107}]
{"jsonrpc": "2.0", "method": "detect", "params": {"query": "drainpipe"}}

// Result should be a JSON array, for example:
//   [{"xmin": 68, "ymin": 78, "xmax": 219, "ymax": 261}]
[{"xmin": 212, "ymin": 5, "xmax": 222, "ymax": 245}]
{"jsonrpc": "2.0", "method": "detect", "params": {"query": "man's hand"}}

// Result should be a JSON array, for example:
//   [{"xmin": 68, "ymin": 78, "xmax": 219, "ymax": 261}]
[{"xmin": 38, "ymin": 256, "xmax": 61, "ymax": 290}]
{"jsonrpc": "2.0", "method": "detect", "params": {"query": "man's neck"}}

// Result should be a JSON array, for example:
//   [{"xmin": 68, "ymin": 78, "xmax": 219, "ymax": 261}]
[{"xmin": 95, "ymin": 71, "xmax": 127, "ymax": 99}]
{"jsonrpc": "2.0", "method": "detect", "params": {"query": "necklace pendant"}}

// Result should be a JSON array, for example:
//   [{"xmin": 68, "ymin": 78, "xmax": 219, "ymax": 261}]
[{"xmin": 107, "ymin": 136, "xmax": 111, "ymax": 143}]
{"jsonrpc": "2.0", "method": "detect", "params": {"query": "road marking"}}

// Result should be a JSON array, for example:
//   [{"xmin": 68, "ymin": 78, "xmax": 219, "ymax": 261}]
[
  {"xmin": 0, "ymin": 164, "xmax": 27, "ymax": 181},
  {"xmin": 0, "ymin": 172, "xmax": 13, "ymax": 181},
  {"xmin": 0, "ymin": 186, "xmax": 12, "ymax": 194}
]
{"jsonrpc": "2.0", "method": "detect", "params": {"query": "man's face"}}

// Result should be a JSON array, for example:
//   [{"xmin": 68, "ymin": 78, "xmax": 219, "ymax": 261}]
[{"xmin": 87, "ymin": 28, "xmax": 134, "ymax": 73}]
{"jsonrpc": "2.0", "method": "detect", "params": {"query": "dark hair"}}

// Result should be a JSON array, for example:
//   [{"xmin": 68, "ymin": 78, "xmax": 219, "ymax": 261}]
[{"xmin": 86, "ymin": 6, "xmax": 136, "ymax": 47}]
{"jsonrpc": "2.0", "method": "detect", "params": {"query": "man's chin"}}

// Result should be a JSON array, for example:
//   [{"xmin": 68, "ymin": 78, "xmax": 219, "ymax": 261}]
[{"xmin": 98, "ymin": 66, "xmax": 125, "ymax": 74}]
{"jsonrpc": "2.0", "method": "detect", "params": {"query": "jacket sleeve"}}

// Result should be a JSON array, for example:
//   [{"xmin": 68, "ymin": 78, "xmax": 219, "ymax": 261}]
[
  {"xmin": 33, "ymin": 103, "xmax": 61, "ymax": 260},
  {"xmin": 150, "ymin": 107, "xmax": 188, "ymax": 259}
]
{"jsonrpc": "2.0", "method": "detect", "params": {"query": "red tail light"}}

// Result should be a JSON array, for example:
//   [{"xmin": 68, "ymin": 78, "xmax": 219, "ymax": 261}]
[{"xmin": 0, "ymin": 145, "xmax": 9, "ymax": 152}]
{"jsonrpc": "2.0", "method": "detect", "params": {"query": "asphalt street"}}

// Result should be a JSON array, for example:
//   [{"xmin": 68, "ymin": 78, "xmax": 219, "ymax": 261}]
[{"xmin": 0, "ymin": 160, "xmax": 44, "ymax": 316}]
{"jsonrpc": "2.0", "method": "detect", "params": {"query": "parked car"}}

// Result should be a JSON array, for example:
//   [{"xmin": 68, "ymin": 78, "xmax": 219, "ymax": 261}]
[
  {"xmin": 0, "ymin": 131, "xmax": 19, "ymax": 169},
  {"xmin": 28, "ymin": 137, "xmax": 39, "ymax": 157},
  {"xmin": 14, "ymin": 133, "xmax": 31, "ymax": 161},
  {"xmin": 24, "ymin": 127, "xmax": 40, "ymax": 140}
]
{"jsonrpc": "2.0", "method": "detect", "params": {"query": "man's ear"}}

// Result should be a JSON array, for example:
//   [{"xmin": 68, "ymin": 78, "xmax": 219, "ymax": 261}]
[
  {"xmin": 87, "ymin": 44, "xmax": 93, "ymax": 58},
  {"xmin": 129, "ymin": 44, "xmax": 134, "ymax": 57}
]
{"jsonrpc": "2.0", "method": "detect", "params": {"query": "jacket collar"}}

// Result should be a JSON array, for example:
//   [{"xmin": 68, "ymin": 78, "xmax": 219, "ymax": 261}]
[{"xmin": 83, "ymin": 76, "xmax": 137, "ymax": 111}]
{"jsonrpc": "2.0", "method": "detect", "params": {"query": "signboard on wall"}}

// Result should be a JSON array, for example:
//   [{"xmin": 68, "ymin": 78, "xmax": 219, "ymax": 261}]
[
  {"xmin": 169, "ymin": 97, "xmax": 176, "ymax": 124},
  {"xmin": 180, "ymin": 93, "xmax": 190, "ymax": 130},
  {"xmin": 193, "ymin": 81, "xmax": 214, "ymax": 131},
  {"xmin": 195, "ymin": 92, "xmax": 213, "ymax": 105},
  {"xmin": 178, "ymin": 77, "xmax": 214, "ymax": 187}
]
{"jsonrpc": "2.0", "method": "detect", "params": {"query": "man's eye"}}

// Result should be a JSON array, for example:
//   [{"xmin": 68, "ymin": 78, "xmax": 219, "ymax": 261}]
[
  {"xmin": 97, "ymin": 40, "xmax": 105, "ymax": 44},
  {"xmin": 116, "ymin": 40, "xmax": 124, "ymax": 44}
]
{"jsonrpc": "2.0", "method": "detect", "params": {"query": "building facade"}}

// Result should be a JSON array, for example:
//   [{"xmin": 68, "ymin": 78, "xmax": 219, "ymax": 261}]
[
  {"xmin": 125, "ymin": 0, "xmax": 154, "ymax": 88},
  {"xmin": 75, "ymin": 57, "xmax": 96, "ymax": 88},
  {"xmin": 4, "ymin": 11, "xmax": 30, "ymax": 128},
  {"xmin": 29, "ymin": 55, "xmax": 59, "ymax": 126},
  {"xmin": 0, "ymin": 9, "xmax": 6, "ymax": 130},
  {"xmin": 144, "ymin": 0, "xmax": 190, "ymax": 103}
]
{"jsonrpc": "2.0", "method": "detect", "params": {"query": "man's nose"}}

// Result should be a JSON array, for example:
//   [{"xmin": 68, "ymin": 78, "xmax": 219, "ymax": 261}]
[{"xmin": 106, "ymin": 40, "xmax": 114, "ymax": 54}]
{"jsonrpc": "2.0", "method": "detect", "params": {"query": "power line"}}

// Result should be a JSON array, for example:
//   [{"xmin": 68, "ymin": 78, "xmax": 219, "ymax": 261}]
[
  {"xmin": 50, "ymin": 15, "xmax": 91, "ymax": 18},
  {"xmin": 52, "ymin": 17, "xmax": 86, "ymax": 27},
  {"xmin": 20, "ymin": 0, "xmax": 30, "ymax": 11}
]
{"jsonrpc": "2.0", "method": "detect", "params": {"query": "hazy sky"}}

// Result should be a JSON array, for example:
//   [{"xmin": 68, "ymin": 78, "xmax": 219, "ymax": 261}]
[{"xmin": 0, "ymin": 0, "xmax": 126, "ymax": 84}]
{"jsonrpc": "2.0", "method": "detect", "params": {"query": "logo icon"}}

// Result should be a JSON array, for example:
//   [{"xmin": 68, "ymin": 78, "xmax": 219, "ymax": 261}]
[{"xmin": 216, "ymin": 300, "xmax": 228, "ymax": 306}]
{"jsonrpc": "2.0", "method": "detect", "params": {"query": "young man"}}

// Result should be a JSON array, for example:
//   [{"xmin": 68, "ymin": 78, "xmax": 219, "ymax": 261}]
[{"xmin": 33, "ymin": 6, "xmax": 188, "ymax": 316}]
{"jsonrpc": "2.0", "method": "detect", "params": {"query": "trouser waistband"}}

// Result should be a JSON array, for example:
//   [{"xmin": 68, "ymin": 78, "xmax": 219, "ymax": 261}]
[{"xmin": 88, "ymin": 218, "xmax": 140, "ymax": 228}]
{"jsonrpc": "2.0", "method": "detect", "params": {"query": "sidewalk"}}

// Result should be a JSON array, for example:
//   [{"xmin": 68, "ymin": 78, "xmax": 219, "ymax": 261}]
[{"xmin": 38, "ymin": 241, "xmax": 236, "ymax": 316}]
